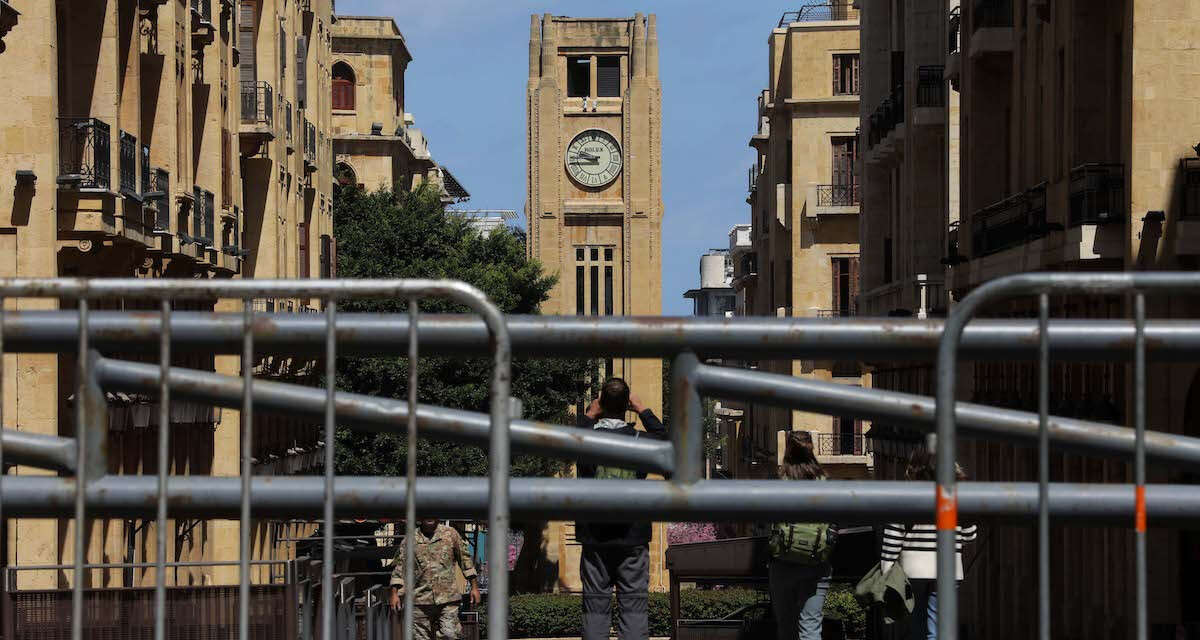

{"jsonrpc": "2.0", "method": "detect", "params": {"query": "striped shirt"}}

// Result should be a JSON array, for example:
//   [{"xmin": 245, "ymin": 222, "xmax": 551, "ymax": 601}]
[{"xmin": 880, "ymin": 523, "xmax": 978, "ymax": 581}]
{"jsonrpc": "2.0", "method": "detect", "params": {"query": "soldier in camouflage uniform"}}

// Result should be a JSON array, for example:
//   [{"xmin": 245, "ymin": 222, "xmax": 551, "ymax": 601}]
[{"xmin": 390, "ymin": 519, "xmax": 480, "ymax": 640}]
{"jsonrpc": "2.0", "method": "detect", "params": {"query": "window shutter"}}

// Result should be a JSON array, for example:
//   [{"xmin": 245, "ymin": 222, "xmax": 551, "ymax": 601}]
[
  {"xmin": 238, "ymin": 1, "xmax": 257, "ymax": 84},
  {"xmin": 280, "ymin": 28, "xmax": 287, "ymax": 80},
  {"xmin": 830, "ymin": 258, "xmax": 842, "ymax": 315},
  {"xmin": 849, "ymin": 256, "xmax": 860, "ymax": 315},
  {"xmin": 832, "ymin": 55, "xmax": 839, "ymax": 95},
  {"xmin": 597, "ymin": 57, "xmax": 620, "ymax": 97},
  {"xmin": 296, "ymin": 35, "xmax": 307, "ymax": 109},
  {"xmin": 298, "ymin": 221, "xmax": 309, "ymax": 278},
  {"xmin": 852, "ymin": 55, "xmax": 860, "ymax": 94}
]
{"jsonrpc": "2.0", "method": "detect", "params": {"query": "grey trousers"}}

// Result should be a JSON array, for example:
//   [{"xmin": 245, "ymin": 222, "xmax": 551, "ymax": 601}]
[{"xmin": 580, "ymin": 545, "xmax": 650, "ymax": 640}]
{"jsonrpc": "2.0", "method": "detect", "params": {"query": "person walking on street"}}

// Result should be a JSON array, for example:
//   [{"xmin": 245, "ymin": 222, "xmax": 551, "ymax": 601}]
[
  {"xmin": 390, "ymin": 518, "xmax": 481, "ymax": 640},
  {"xmin": 769, "ymin": 431, "xmax": 836, "ymax": 640},
  {"xmin": 880, "ymin": 448, "xmax": 978, "ymax": 640},
  {"xmin": 576, "ymin": 378, "xmax": 668, "ymax": 640}
]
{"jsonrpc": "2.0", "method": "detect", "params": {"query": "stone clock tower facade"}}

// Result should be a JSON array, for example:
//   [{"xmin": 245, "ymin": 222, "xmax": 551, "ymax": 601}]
[{"xmin": 526, "ymin": 13, "xmax": 668, "ymax": 592}]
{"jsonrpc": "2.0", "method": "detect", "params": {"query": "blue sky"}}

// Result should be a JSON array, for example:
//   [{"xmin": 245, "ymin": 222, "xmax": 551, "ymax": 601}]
[{"xmin": 337, "ymin": 1, "xmax": 794, "ymax": 315}]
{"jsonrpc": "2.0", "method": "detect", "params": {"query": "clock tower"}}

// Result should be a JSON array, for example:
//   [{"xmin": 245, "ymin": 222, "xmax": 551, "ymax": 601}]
[{"xmin": 525, "ymin": 13, "xmax": 667, "ymax": 591}]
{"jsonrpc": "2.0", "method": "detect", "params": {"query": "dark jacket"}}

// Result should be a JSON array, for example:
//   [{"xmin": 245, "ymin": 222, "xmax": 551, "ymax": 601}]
[{"xmin": 575, "ymin": 409, "xmax": 667, "ymax": 547}]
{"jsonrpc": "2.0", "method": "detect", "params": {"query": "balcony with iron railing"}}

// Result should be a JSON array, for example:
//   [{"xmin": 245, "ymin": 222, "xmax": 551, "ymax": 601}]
[
  {"xmin": 777, "ymin": 1, "xmax": 858, "ymax": 26},
  {"xmin": 810, "ymin": 182, "xmax": 860, "ymax": 216},
  {"xmin": 239, "ymin": 81, "xmax": 274, "ymax": 136},
  {"xmin": 118, "ymin": 131, "xmax": 139, "ymax": 198},
  {"xmin": 1068, "ymin": 163, "xmax": 1125, "ymax": 227},
  {"xmin": 143, "ymin": 168, "xmax": 170, "ymax": 235},
  {"xmin": 969, "ymin": 0, "xmax": 1014, "ymax": 57},
  {"xmin": 1175, "ymin": 158, "xmax": 1200, "ymax": 255},
  {"xmin": 865, "ymin": 84, "xmax": 905, "ymax": 159},
  {"xmin": 285, "ymin": 100, "xmax": 294, "ymax": 151},
  {"xmin": 914, "ymin": 66, "xmax": 945, "ymax": 124},
  {"xmin": 58, "ymin": 117, "xmax": 111, "ymax": 190},
  {"xmin": 971, "ymin": 185, "xmax": 1056, "ymax": 258},
  {"xmin": 816, "ymin": 433, "xmax": 872, "ymax": 457},
  {"xmin": 303, "ymin": 120, "xmax": 317, "ymax": 172},
  {"xmin": 190, "ymin": 0, "xmax": 211, "ymax": 25},
  {"xmin": 946, "ymin": 7, "xmax": 963, "ymax": 88}
]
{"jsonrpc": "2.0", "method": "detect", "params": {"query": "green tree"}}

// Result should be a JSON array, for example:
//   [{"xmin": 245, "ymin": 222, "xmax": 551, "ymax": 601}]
[{"xmin": 332, "ymin": 183, "xmax": 596, "ymax": 590}]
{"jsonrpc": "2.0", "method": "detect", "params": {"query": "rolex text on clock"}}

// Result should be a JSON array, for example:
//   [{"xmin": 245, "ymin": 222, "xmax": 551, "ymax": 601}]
[{"xmin": 565, "ymin": 129, "xmax": 623, "ymax": 188}]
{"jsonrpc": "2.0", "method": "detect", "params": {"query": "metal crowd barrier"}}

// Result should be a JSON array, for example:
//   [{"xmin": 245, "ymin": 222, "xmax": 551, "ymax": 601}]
[{"xmin": 0, "ymin": 274, "xmax": 1198, "ymax": 639}]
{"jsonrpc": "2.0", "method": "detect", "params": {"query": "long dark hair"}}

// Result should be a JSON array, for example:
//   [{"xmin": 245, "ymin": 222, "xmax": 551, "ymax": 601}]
[
  {"xmin": 905, "ymin": 448, "xmax": 967, "ymax": 482},
  {"xmin": 779, "ymin": 431, "xmax": 826, "ymax": 480}
]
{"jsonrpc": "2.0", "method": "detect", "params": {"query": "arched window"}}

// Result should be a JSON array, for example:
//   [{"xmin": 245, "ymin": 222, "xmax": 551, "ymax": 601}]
[
  {"xmin": 332, "ymin": 62, "xmax": 355, "ymax": 111},
  {"xmin": 335, "ymin": 162, "xmax": 357, "ymax": 187}
]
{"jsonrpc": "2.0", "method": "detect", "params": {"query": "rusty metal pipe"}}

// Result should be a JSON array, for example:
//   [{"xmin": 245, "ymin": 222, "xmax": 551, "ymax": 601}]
[
  {"xmin": 92, "ymin": 356, "xmax": 674, "ymax": 475},
  {"xmin": 3, "ymin": 475, "xmax": 1200, "ymax": 524},
  {"xmin": 694, "ymin": 362, "xmax": 1200, "ymax": 469},
  {"xmin": 0, "ymin": 428, "xmax": 76, "ymax": 472},
  {"xmin": 4, "ymin": 312, "xmax": 1200, "ymax": 360}
]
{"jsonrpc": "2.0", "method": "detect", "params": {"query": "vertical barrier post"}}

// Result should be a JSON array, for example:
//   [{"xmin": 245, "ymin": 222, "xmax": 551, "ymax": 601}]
[
  {"xmin": 323, "ymin": 299, "xmax": 338, "ymax": 640},
  {"xmin": 403, "ymin": 299, "xmax": 418, "ymax": 640},
  {"xmin": 239, "ymin": 299, "xmax": 255, "ymax": 640},
  {"xmin": 1037, "ymin": 293, "xmax": 1050, "ymax": 640},
  {"xmin": 72, "ymin": 296, "xmax": 89, "ymax": 640},
  {"xmin": 670, "ymin": 352, "xmax": 702, "ymax": 485},
  {"xmin": 1134, "ymin": 293, "xmax": 1147, "ymax": 640},
  {"xmin": 155, "ymin": 299, "xmax": 171, "ymax": 640}
]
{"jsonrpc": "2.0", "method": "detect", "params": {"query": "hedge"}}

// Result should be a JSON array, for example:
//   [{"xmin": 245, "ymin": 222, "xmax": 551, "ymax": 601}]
[{"xmin": 479, "ymin": 586, "xmax": 864, "ymax": 638}]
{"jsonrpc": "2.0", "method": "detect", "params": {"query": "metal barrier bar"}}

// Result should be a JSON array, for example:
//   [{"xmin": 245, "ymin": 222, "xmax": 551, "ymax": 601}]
[
  {"xmin": 92, "ymin": 356, "xmax": 674, "ymax": 475},
  {"xmin": 240, "ymin": 300, "xmax": 254, "ymax": 640},
  {"xmin": 404, "ymin": 299, "xmax": 418, "ymax": 640},
  {"xmin": 670, "ymin": 352, "xmax": 702, "ymax": 484},
  {"xmin": 1036, "ymin": 294, "xmax": 1049, "ymax": 640},
  {"xmin": 11, "ymin": 312, "xmax": 1200, "ymax": 360},
  {"xmin": 323, "ymin": 300, "xmax": 336, "ymax": 640},
  {"xmin": 1134, "ymin": 293, "xmax": 1147, "ymax": 640},
  {"xmin": 73, "ymin": 297, "xmax": 87, "ymax": 640},
  {"xmin": 155, "ymin": 299, "xmax": 170, "ymax": 640},
  {"xmin": 933, "ymin": 272, "xmax": 1200, "ymax": 640},
  {"xmin": 0, "ymin": 428, "xmax": 76, "ymax": 472},
  {"xmin": 2, "ymin": 475, "xmax": 1200, "ymax": 522},
  {"xmin": 692, "ymin": 361, "xmax": 1200, "ymax": 469}
]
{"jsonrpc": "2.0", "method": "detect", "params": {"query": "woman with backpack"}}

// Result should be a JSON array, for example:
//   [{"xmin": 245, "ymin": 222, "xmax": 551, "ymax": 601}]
[
  {"xmin": 880, "ymin": 447, "xmax": 978, "ymax": 640},
  {"xmin": 769, "ymin": 431, "xmax": 835, "ymax": 640}
]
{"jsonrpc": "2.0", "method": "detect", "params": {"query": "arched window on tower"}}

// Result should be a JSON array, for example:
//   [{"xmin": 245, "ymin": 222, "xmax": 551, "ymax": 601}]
[{"xmin": 332, "ymin": 62, "xmax": 355, "ymax": 111}]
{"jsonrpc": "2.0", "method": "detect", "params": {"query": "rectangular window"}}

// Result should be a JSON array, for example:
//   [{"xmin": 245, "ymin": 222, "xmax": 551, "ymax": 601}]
[
  {"xmin": 590, "ymin": 265, "xmax": 599, "ymax": 315},
  {"xmin": 597, "ymin": 56, "xmax": 621, "ymax": 97},
  {"xmin": 567, "ymin": 56, "xmax": 590, "ymax": 98},
  {"xmin": 238, "ymin": 1, "xmax": 257, "ymax": 84},
  {"xmin": 604, "ymin": 247, "xmax": 613, "ymax": 261},
  {"xmin": 280, "ymin": 27, "xmax": 287, "ymax": 79},
  {"xmin": 604, "ymin": 266, "xmax": 613, "ymax": 315},
  {"xmin": 590, "ymin": 247, "xmax": 599, "ymax": 261},
  {"xmin": 576, "ymin": 265, "xmax": 584, "ymax": 315},
  {"xmin": 784, "ymin": 140, "xmax": 793, "ymax": 184},
  {"xmin": 298, "ymin": 220, "xmax": 309, "ymax": 278},
  {"xmin": 831, "ymin": 137, "xmax": 858, "ymax": 187},
  {"xmin": 832, "ymin": 53, "xmax": 860, "ymax": 95},
  {"xmin": 576, "ymin": 247, "xmax": 585, "ymax": 261}
]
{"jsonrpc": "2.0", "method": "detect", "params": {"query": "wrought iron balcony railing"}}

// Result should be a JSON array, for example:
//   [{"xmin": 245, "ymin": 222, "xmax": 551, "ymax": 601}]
[
  {"xmin": 189, "ymin": 187, "xmax": 215, "ymax": 248},
  {"xmin": 816, "ymin": 432, "xmax": 871, "ymax": 456},
  {"xmin": 916, "ymin": 66, "xmax": 945, "ymax": 108},
  {"xmin": 1068, "ymin": 163, "xmax": 1125, "ymax": 227},
  {"xmin": 815, "ymin": 308, "xmax": 856, "ymax": 318},
  {"xmin": 190, "ymin": 0, "xmax": 211, "ymax": 25},
  {"xmin": 144, "ymin": 168, "xmax": 170, "ymax": 233},
  {"xmin": 118, "ymin": 131, "xmax": 138, "ymax": 196},
  {"xmin": 972, "ymin": 0, "xmax": 1014, "ymax": 31},
  {"xmin": 240, "ymin": 80, "xmax": 274, "ymax": 128},
  {"xmin": 58, "ymin": 117, "xmax": 111, "ymax": 190},
  {"xmin": 816, "ymin": 183, "xmax": 860, "ymax": 207},
  {"xmin": 304, "ymin": 120, "xmax": 317, "ymax": 169},
  {"xmin": 972, "ymin": 189, "xmax": 1051, "ymax": 257},
  {"xmin": 285, "ymin": 100, "xmax": 294, "ymax": 145},
  {"xmin": 948, "ymin": 6, "xmax": 961, "ymax": 53},
  {"xmin": 1183, "ymin": 158, "xmax": 1200, "ymax": 220},
  {"xmin": 777, "ymin": 1, "xmax": 856, "ymax": 26}
]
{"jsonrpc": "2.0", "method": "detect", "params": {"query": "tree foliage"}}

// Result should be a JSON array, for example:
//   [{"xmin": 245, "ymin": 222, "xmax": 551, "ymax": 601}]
[{"xmin": 332, "ymin": 183, "xmax": 595, "ymax": 478}]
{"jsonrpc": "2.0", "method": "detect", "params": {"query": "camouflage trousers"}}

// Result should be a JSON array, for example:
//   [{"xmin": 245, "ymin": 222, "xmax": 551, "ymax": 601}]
[{"xmin": 411, "ymin": 603, "xmax": 462, "ymax": 640}]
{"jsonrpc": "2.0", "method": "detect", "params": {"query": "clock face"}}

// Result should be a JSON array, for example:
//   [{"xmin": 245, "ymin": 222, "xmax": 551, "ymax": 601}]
[{"xmin": 566, "ymin": 129, "xmax": 623, "ymax": 188}]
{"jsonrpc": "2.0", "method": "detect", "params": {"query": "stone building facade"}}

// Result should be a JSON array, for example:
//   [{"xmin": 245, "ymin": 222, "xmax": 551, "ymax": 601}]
[
  {"xmin": 330, "ymin": 15, "xmax": 465, "ymax": 200},
  {"xmin": 737, "ymin": 5, "xmax": 872, "ymax": 480},
  {"xmin": 0, "ymin": 0, "xmax": 335, "ymax": 587},
  {"xmin": 525, "ymin": 12, "xmax": 667, "ymax": 592},
  {"xmin": 857, "ymin": 0, "xmax": 1200, "ymax": 636}
]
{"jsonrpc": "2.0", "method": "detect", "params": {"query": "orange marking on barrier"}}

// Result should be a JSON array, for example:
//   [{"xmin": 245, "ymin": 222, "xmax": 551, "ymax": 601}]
[
  {"xmin": 936, "ymin": 485, "xmax": 957, "ymax": 531},
  {"xmin": 1135, "ymin": 485, "xmax": 1146, "ymax": 533}
]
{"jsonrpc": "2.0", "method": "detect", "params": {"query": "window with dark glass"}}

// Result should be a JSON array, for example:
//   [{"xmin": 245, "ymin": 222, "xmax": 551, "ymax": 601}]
[
  {"xmin": 332, "ymin": 62, "xmax": 355, "ymax": 111},
  {"xmin": 597, "ymin": 56, "xmax": 620, "ymax": 97},
  {"xmin": 567, "ymin": 56, "xmax": 590, "ymax": 97}
]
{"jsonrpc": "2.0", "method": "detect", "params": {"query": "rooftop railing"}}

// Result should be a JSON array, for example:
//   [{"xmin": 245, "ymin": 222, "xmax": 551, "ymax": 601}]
[{"xmin": 777, "ymin": 1, "xmax": 856, "ymax": 26}]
